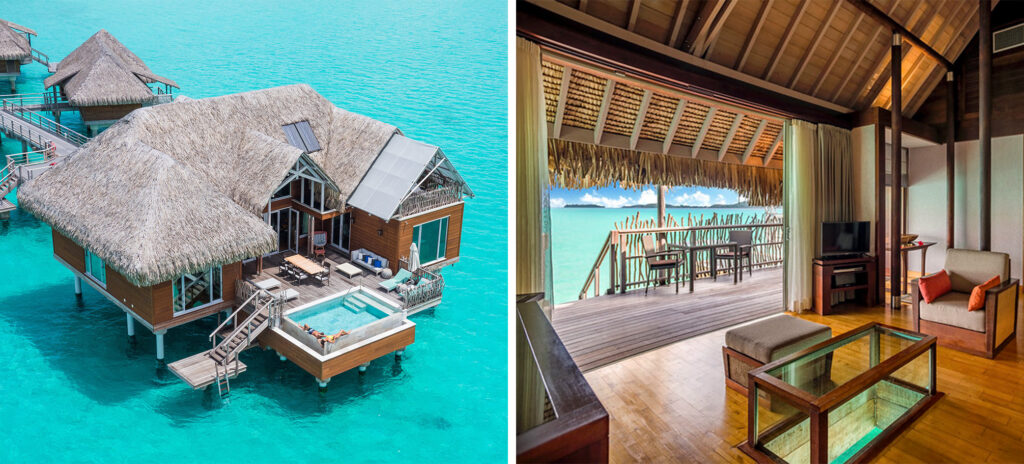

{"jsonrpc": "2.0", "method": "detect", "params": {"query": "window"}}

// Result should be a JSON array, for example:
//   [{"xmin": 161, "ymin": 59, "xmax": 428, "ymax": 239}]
[
  {"xmin": 299, "ymin": 177, "xmax": 324, "ymax": 211},
  {"xmin": 412, "ymin": 216, "xmax": 449, "ymax": 264},
  {"xmin": 272, "ymin": 183, "xmax": 291, "ymax": 200},
  {"xmin": 330, "ymin": 213, "xmax": 351, "ymax": 251},
  {"xmin": 282, "ymin": 121, "xmax": 321, "ymax": 153},
  {"xmin": 172, "ymin": 266, "xmax": 222, "ymax": 314},
  {"xmin": 300, "ymin": 212, "xmax": 309, "ymax": 236},
  {"xmin": 85, "ymin": 249, "xmax": 106, "ymax": 286}
]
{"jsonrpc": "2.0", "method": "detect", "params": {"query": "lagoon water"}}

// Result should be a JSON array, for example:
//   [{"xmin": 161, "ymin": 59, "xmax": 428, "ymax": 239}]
[
  {"xmin": 552, "ymin": 206, "xmax": 767, "ymax": 304},
  {"xmin": 0, "ymin": 1, "xmax": 507, "ymax": 462}
]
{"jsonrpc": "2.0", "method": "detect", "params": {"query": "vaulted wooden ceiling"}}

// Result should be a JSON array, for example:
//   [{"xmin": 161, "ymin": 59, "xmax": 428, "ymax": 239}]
[{"xmin": 533, "ymin": 0, "xmax": 989, "ymax": 118}]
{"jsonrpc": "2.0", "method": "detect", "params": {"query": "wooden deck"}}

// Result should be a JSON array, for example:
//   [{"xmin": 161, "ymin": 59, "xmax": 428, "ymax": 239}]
[
  {"xmin": 552, "ymin": 267, "xmax": 782, "ymax": 372},
  {"xmin": 167, "ymin": 350, "xmax": 247, "ymax": 390},
  {"xmin": 243, "ymin": 250, "xmax": 404, "ymax": 312}
]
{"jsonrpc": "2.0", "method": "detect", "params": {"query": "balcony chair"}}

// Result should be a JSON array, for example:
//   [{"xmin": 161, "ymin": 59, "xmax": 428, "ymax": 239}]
[
  {"xmin": 713, "ymin": 229, "xmax": 753, "ymax": 281},
  {"xmin": 911, "ymin": 248, "xmax": 1019, "ymax": 358},
  {"xmin": 641, "ymin": 235, "xmax": 684, "ymax": 295},
  {"xmin": 313, "ymin": 231, "xmax": 327, "ymax": 262}
]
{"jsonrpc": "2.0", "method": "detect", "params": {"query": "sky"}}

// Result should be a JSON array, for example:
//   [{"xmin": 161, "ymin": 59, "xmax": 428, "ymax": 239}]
[{"xmin": 549, "ymin": 184, "xmax": 745, "ymax": 208}]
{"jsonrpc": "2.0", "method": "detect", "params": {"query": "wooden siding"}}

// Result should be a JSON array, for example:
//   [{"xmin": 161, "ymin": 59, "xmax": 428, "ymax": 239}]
[
  {"xmin": 106, "ymin": 267, "xmax": 154, "ymax": 322},
  {"xmin": 52, "ymin": 229, "xmax": 85, "ymax": 273},
  {"xmin": 151, "ymin": 261, "xmax": 241, "ymax": 328},
  {"xmin": 349, "ymin": 208, "xmax": 403, "ymax": 273},
  {"xmin": 79, "ymin": 103, "xmax": 141, "ymax": 122},
  {"xmin": 398, "ymin": 202, "xmax": 464, "ymax": 268},
  {"xmin": 258, "ymin": 325, "xmax": 414, "ymax": 380},
  {"xmin": 1, "ymin": 60, "xmax": 20, "ymax": 74}
]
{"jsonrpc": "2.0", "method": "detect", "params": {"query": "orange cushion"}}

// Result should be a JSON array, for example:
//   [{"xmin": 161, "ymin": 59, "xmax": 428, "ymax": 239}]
[
  {"xmin": 918, "ymin": 270, "xmax": 951, "ymax": 304},
  {"xmin": 968, "ymin": 275, "xmax": 1002, "ymax": 311}
]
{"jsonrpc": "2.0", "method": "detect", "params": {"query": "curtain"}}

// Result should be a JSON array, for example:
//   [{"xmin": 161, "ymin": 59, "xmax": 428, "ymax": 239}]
[
  {"xmin": 816, "ymin": 124, "xmax": 855, "ymax": 223},
  {"xmin": 515, "ymin": 38, "xmax": 553, "ymax": 313},
  {"xmin": 783, "ymin": 120, "xmax": 817, "ymax": 312}
]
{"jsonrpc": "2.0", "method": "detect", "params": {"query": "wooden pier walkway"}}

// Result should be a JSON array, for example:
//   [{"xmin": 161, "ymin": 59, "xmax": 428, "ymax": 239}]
[
  {"xmin": 168, "ymin": 351, "xmax": 248, "ymax": 390},
  {"xmin": 552, "ymin": 267, "xmax": 783, "ymax": 372},
  {"xmin": 0, "ymin": 107, "xmax": 82, "ymax": 156}
]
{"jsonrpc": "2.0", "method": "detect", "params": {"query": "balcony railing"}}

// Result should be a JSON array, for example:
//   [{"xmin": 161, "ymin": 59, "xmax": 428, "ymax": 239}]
[
  {"xmin": 396, "ymin": 185, "xmax": 462, "ymax": 218},
  {"xmin": 579, "ymin": 212, "xmax": 783, "ymax": 299},
  {"xmin": 400, "ymin": 267, "xmax": 445, "ymax": 308}
]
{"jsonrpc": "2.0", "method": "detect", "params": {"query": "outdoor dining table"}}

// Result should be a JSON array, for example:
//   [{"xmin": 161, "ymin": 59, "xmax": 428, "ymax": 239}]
[
  {"xmin": 668, "ymin": 241, "xmax": 740, "ymax": 293},
  {"xmin": 284, "ymin": 254, "xmax": 326, "ymax": 277}
]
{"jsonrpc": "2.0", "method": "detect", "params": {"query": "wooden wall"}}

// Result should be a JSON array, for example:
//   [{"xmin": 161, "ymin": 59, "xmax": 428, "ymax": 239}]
[
  {"xmin": 398, "ymin": 203, "xmax": 464, "ymax": 266},
  {"xmin": 80, "ymin": 104, "xmax": 141, "ymax": 122},
  {"xmin": 52, "ymin": 229, "xmax": 85, "ymax": 273},
  {"xmin": 349, "ymin": 208, "xmax": 402, "ymax": 272},
  {"xmin": 1, "ymin": 60, "xmax": 20, "ymax": 74}
]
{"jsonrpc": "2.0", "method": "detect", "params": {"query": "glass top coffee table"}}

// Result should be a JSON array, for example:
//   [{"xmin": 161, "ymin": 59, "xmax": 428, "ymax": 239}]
[{"xmin": 739, "ymin": 322, "xmax": 941, "ymax": 464}]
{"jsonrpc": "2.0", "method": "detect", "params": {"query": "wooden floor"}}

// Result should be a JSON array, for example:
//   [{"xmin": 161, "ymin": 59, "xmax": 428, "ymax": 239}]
[
  {"xmin": 552, "ymin": 267, "xmax": 782, "ymax": 372},
  {"xmin": 585, "ymin": 300, "xmax": 1024, "ymax": 463},
  {"xmin": 242, "ymin": 250, "xmax": 403, "ymax": 312},
  {"xmin": 167, "ymin": 349, "xmax": 247, "ymax": 389}
]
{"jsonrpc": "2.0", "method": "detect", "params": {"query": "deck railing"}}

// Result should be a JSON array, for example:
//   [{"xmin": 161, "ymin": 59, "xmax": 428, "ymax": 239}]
[
  {"xmin": 400, "ymin": 267, "xmax": 445, "ymax": 308},
  {"xmin": 578, "ymin": 212, "xmax": 783, "ymax": 299},
  {"xmin": 1, "ymin": 98, "xmax": 89, "ymax": 146},
  {"xmin": 397, "ymin": 185, "xmax": 462, "ymax": 218}
]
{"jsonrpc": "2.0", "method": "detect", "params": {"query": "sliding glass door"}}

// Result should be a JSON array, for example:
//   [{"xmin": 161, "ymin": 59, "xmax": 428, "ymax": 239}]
[
  {"xmin": 413, "ymin": 216, "xmax": 449, "ymax": 265},
  {"xmin": 330, "ymin": 212, "xmax": 351, "ymax": 251}
]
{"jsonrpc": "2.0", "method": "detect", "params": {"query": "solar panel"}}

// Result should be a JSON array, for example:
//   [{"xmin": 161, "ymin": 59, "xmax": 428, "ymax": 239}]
[
  {"xmin": 295, "ymin": 121, "xmax": 321, "ymax": 152},
  {"xmin": 282, "ymin": 123, "xmax": 304, "ymax": 151}
]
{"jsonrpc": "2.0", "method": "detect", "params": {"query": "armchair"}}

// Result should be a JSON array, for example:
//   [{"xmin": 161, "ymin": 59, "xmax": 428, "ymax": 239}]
[
  {"xmin": 641, "ymin": 235, "xmax": 684, "ymax": 295},
  {"xmin": 911, "ymin": 248, "xmax": 1019, "ymax": 358}
]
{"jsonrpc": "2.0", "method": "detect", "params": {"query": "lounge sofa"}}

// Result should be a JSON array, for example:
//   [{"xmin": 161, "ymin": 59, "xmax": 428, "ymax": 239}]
[{"xmin": 911, "ymin": 248, "xmax": 1019, "ymax": 358}]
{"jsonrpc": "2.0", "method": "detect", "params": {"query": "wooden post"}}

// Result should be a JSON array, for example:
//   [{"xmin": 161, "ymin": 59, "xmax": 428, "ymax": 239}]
[
  {"xmin": 946, "ymin": 70, "xmax": 955, "ymax": 249},
  {"xmin": 890, "ymin": 31, "xmax": 903, "ymax": 311},
  {"xmin": 979, "ymin": 0, "xmax": 992, "ymax": 251},
  {"xmin": 875, "ymin": 116, "xmax": 886, "ymax": 305}
]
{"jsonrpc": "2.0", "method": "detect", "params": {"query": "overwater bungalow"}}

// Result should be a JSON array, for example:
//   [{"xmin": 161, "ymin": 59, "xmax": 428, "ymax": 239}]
[
  {"xmin": 517, "ymin": 0, "xmax": 1024, "ymax": 462},
  {"xmin": 0, "ymin": 19, "xmax": 38, "ymax": 92},
  {"xmin": 19, "ymin": 84, "xmax": 472, "ymax": 394},
  {"xmin": 44, "ymin": 30, "xmax": 177, "ymax": 134}
]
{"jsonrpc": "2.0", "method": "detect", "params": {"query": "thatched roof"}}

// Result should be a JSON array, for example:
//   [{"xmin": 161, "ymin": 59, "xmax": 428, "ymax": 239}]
[
  {"xmin": 0, "ymin": 19, "xmax": 32, "ymax": 61},
  {"xmin": 20, "ymin": 84, "xmax": 403, "ymax": 286},
  {"xmin": 44, "ymin": 30, "xmax": 178, "ymax": 106}
]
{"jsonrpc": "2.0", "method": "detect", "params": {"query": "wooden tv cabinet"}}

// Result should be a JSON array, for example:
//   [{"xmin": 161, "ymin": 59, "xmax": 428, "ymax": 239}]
[{"xmin": 813, "ymin": 256, "xmax": 876, "ymax": 315}]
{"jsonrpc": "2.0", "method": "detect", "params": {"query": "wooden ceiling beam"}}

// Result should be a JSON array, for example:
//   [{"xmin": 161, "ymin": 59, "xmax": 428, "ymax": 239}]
[
  {"xmin": 741, "ymin": 120, "xmax": 768, "ymax": 164},
  {"xmin": 627, "ymin": 0, "xmax": 642, "ymax": 31},
  {"xmin": 734, "ymin": 0, "xmax": 773, "ymax": 71},
  {"xmin": 697, "ymin": 0, "xmax": 738, "ymax": 58},
  {"xmin": 858, "ymin": 3, "xmax": 932, "ymax": 109},
  {"xmin": 663, "ymin": 99, "xmax": 687, "ymax": 154},
  {"xmin": 552, "ymin": 65, "xmax": 573, "ymax": 138},
  {"xmin": 787, "ymin": 1, "xmax": 844, "ymax": 88},
  {"xmin": 812, "ymin": 13, "xmax": 864, "ymax": 96},
  {"xmin": 830, "ymin": 0, "xmax": 901, "ymax": 103},
  {"xmin": 763, "ymin": 129, "xmax": 783, "ymax": 167},
  {"xmin": 683, "ymin": 0, "xmax": 726, "ymax": 54},
  {"xmin": 844, "ymin": 0, "xmax": 953, "ymax": 69},
  {"xmin": 763, "ymin": 0, "xmax": 811, "ymax": 81},
  {"xmin": 906, "ymin": 1, "xmax": 980, "ymax": 115},
  {"xmin": 718, "ymin": 113, "xmax": 743, "ymax": 161},
  {"xmin": 667, "ymin": 0, "xmax": 692, "ymax": 48},
  {"xmin": 691, "ymin": 107, "xmax": 716, "ymax": 157},
  {"xmin": 594, "ymin": 80, "xmax": 615, "ymax": 144},
  {"xmin": 881, "ymin": 0, "xmax": 959, "ymax": 109},
  {"xmin": 630, "ymin": 90, "xmax": 652, "ymax": 149},
  {"xmin": 578, "ymin": 0, "xmax": 588, "ymax": 12}
]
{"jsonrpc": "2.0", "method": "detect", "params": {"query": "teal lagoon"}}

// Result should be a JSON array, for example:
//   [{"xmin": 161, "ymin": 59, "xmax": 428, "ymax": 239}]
[
  {"xmin": 551, "ymin": 206, "xmax": 768, "ymax": 304},
  {"xmin": 0, "ymin": 1, "xmax": 507, "ymax": 462}
]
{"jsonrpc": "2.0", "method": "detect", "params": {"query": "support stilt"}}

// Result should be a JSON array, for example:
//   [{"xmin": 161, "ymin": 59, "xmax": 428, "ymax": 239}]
[
  {"xmin": 74, "ymin": 276, "xmax": 82, "ymax": 295},
  {"xmin": 276, "ymin": 350, "xmax": 286, "ymax": 361},
  {"xmin": 317, "ymin": 378, "xmax": 329, "ymax": 392},
  {"xmin": 21, "ymin": 140, "xmax": 28, "ymax": 152},
  {"xmin": 155, "ymin": 330, "xmax": 166, "ymax": 366},
  {"xmin": 8, "ymin": 77, "xmax": 15, "ymax": 93},
  {"xmin": 395, "ymin": 349, "xmax": 405, "ymax": 359},
  {"xmin": 358, "ymin": 362, "xmax": 370, "ymax": 373},
  {"xmin": 126, "ymin": 312, "xmax": 136, "ymax": 341}
]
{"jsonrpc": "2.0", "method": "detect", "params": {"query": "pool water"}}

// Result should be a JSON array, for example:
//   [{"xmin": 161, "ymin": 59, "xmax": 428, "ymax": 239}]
[
  {"xmin": 0, "ymin": 1, "xmax": 507, "ymax": 462},
  {"xmin": 288, "ymin": 291, "xmax": 391, "ymax": 335}
]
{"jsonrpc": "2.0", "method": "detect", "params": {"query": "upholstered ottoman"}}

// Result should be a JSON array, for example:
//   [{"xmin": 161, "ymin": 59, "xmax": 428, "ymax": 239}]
[{"xmin": 722, "ymin": 315, "xmax": 832, "ymax": 395}]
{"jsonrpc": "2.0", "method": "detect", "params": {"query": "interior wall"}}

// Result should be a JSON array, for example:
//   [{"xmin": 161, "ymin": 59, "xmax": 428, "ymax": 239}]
[
  {"xmin": 851, "ymin": 126, "xmax": 876, "ymax": 255},
  {"xmin": 906, "ymin": 135, "xmax": 1023, "ymax": 278}
]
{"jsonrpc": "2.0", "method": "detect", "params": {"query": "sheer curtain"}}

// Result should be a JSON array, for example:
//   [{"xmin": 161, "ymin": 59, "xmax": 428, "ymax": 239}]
[
  {"xmin": 515, "ymin": 38, "xmax": 553, "ymax": 314},
  {"xmin": 783, "ymin": 120, "xmax": 817, "ymax": 312}
]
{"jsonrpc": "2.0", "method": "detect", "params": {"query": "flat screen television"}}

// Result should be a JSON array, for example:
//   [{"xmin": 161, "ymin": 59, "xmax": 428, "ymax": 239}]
[{"xmin": 820, "ymin": 221, "xmax": 870, "ymax": 258}]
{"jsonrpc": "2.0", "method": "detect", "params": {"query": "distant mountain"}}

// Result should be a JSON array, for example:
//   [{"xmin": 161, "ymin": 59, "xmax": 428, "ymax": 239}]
[{"xmin": 564, "ymin": 201, "xmax": 751, "ymax": 209}]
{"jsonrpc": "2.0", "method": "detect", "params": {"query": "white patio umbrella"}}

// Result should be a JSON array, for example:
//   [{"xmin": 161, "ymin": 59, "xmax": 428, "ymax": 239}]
[{"xmin": 409, "ymin": 242, "xmax": 420, "ymax": 271}]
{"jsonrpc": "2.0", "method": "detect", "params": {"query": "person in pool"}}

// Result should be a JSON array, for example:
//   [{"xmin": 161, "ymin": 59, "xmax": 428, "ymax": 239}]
[{"xmin": 301, "ymin": 324, "xmax": 325, "ymax": 338}]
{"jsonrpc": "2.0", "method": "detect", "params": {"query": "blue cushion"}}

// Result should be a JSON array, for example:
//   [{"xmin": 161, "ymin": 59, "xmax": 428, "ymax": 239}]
[{"xmin": 373, "ymin": 259, "xmax": 382, "ymax": 267}]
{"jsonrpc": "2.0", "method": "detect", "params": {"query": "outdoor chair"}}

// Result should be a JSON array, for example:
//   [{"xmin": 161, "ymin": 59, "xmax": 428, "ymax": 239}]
[
  {"xmin": 714, "ymin": 230, "xmax": 753, "ymax": 281},
  {"xmin": 911, "ymin": 248, "xmax": 1019, "ymax": 358},
  {"xmin": 315, "ymin": 270, "xmax": 330, "ymax": 286},
  {"xmin": 641, "ymin": 235, "xmax": 684, "ymax": 295}
]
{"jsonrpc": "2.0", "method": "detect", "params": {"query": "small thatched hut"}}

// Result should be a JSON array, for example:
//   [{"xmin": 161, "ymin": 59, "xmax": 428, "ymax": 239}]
[
  {"xmin": 44, "ymin": 29, "xmax": 178, "ymax": 134},
  {"xmin": 0, "ymin": 19, "xmax": 36, "ymax": 91},
  {"xmin": 19, "ymin": 84, "xmax": 472, "ymax": 357}
]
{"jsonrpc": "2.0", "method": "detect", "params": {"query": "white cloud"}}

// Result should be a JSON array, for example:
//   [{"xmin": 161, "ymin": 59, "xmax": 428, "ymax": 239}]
[
  {"xmin": 672, "ymin": 191, "xmax": 712, "ymax": 207},
  {"xmin": 737, "ymin": 194, "xmax": 748, "ymax": 202},
  {"xmin": 636, "ymin": 189, "xmax": 658, "ymax": 205},
  {"xmin": 580, "ymin": 192, "xmax": 633, "ymax": 208},
  {"xmin": 550, "ymin": 197, "xmax": 566, "ymax": 208},
  {"xmin": 714, "ymin": 194, "xmax": 727, "ymax": 205}
]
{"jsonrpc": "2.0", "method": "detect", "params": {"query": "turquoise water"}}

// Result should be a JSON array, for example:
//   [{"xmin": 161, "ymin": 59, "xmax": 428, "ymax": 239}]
[
  {"xmin": 831, "ymin": 427, "xmax": 883, "ymax": 464},
  {"xmin": 288, "ymin": 291, "xmax": 390, "ymax": 334},
  {"xmin": 551, "ymin": 206, "xmax": 768, "ymax": 303},
  {"xmin": 0, "ymin": 1, "xmax": 507, "ymax": 462}
]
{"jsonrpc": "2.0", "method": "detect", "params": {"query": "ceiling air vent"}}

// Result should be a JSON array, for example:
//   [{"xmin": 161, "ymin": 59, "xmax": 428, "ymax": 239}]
[{"xmin": 994, "ymin": 23, "xmax": 1024, "ymax": 54}]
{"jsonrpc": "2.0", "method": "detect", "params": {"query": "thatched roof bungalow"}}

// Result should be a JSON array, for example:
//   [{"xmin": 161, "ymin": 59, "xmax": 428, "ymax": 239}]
[
  {"xmin": 0, "ymin": 18, "xmax": 37, "ymax": 91},
  {"xmin": 45, "ymin": 29, "xmax": 178, "ymax": 134},
  {"xmin": 20, "ymin": 84, "xmax": 471, "ymax": 344}
]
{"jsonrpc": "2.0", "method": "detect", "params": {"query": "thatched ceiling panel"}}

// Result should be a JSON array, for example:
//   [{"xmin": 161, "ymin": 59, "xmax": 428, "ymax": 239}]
[
  {"xmin": 604, "ymin": 81, "xmax": 643, "ymax": 137},
  {"xmin": 638, "ymin": 93, "xmax": 678, "ymax": 142},
  {"xmin": 541, "ymin": 61, "xmax": 564, "ymax": 123},
  {"xmin": 672, "ymin": 102, "xmax": 711, "ymax": 147},
  {"xmin": 563, "ymin": 67, "xmax": 606, "ymax": 130}
]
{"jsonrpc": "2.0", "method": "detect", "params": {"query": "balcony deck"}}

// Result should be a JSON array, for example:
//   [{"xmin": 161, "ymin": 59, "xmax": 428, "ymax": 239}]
[{"xmin": 552, "ymin": 267, "xmax": 782, "ymax": 372}]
